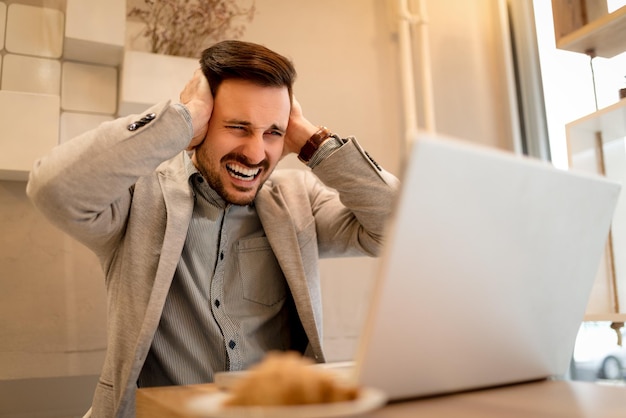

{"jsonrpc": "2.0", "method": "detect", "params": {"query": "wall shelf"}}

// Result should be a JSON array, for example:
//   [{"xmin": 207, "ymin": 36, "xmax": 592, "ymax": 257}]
[
  {"xmin": 555, "ymin": 5, "xmax": 626, "ymax": 58},
  {"xmin": 584, "ymin": 313, "xmax": 626, "ymax": 322},
  {"xmin": 566, "ymin": 98, "xmax": 626, "ymax": 154}
]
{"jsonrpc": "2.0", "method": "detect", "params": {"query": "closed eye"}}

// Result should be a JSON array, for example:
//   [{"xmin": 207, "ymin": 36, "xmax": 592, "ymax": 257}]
[
  {"xmin": 266, "ymin": 129, "xmax": 284, "ymax": 137},
  {"xmin": 225, "ymin": 125, "xmax": 252, "ymax": 136}
]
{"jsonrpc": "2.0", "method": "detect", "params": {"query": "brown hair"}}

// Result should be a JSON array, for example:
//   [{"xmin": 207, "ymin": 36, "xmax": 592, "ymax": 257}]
[{"xmin": 200, "ymin": 40, "xmax": 296, "ymax": 101}]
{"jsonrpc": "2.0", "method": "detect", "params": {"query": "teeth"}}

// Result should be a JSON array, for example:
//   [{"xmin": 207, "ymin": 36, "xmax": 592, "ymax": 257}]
[{"xmin": 227, "ymin": 163, "xmax": 260, "ymax": 180}]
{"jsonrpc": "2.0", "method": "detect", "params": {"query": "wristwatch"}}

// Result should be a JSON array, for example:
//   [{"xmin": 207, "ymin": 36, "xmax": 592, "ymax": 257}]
[{"xmin": 298, "ymin": 126, "xmax": 333, "ymax": 163}]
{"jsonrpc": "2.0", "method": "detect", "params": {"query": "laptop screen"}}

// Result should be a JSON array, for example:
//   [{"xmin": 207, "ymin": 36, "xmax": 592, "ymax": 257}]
[{"xmin": 353, "ymin": 133, "xmax": 621, "ymax": 400}]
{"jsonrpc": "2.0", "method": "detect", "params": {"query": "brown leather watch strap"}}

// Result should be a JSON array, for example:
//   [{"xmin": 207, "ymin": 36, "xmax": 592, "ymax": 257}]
[{"xmin": 298, "ymin": 126, "xmax": 332, "ymax": 163}]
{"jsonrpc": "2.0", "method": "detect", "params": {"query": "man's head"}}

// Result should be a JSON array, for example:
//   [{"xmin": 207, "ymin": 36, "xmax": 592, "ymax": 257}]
[
  {"xmin": 193, "ymin": 40, "xmax": 297, "ymax": 206},
  {"xmin": 199, "ymin": 40, "xmax": 296, "ymax": 104}
]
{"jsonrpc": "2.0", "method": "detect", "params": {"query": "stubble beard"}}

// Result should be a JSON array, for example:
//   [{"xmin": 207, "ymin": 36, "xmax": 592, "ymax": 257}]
[{"xmin": 197, "ymin": 155, "xmax": 272, "ymax": 206}]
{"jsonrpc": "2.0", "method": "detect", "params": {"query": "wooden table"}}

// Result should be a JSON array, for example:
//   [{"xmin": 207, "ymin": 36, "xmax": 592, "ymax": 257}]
[{"xmin": 136, "ymin": 379, "xmax": 626, "ymax": 417}]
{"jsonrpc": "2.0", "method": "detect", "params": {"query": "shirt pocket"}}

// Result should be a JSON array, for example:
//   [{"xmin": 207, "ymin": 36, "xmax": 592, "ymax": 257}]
[{"xmin": 237, "ymin": 236, "xmax": 287, "ymax": 306}]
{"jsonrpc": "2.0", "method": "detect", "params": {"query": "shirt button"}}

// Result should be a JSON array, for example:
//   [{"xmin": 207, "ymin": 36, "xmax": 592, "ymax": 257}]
[
  {"xmin": 228, "ymin": 340, "xmax": 236, "ymax": 349},
  {"xmin": 214, "ymin": 299, "xmax": 220, "ymax": 308}
]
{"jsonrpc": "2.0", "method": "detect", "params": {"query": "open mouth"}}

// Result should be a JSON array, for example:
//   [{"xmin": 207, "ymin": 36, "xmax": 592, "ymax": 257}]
[{"xmin": 226, "ymin": 163, "xmax": 261, "ymax": 181}]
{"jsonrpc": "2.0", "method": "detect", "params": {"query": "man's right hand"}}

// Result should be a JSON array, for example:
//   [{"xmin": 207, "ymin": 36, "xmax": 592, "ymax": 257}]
[{"xmin": 179, "ymin": 68, "xmax": 213, "ymax": 150}]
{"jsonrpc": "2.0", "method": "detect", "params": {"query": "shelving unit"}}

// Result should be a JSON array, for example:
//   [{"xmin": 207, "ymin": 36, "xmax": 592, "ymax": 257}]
[
  {"xmin": 556, "ymin": 5, "xmax": 626, "ymax": 58},
  {"xmin": 567, "ymin": 99, "xmax": 626, "ymax": 153},
  {"xmin": 553, "ymin": 0, "xmax": 626, "ymax": 322},
  {"xmin": 566, "ymin": 99, "xmax": 626, "ymax": 321}
]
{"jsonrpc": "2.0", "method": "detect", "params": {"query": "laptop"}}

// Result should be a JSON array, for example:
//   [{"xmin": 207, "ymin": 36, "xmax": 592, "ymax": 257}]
[{"xmin": 218, "ymin": 132, "xmax": 621, "ymax": 401}]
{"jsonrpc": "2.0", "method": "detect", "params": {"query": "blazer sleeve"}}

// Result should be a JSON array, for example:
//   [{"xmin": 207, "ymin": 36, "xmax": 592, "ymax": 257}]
[
  {"xmin": 310, "ymin": 137, "xmax": 400, "ymax": 257},
  {"xmin": 26, "ymin": 101, "xmax": 192, "ymax": 257}
]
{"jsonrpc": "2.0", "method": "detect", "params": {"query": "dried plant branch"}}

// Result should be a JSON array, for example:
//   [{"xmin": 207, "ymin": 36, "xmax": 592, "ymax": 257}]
[{"xmin": 128, "ymin": 0, "xmax": 256, "ymax": 58}]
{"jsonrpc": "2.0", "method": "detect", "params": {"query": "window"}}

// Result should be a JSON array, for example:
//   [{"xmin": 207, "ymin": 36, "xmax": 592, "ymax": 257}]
[{"xmin": 533, "ymin": 0, "xmax": 626, "ymax": 385}]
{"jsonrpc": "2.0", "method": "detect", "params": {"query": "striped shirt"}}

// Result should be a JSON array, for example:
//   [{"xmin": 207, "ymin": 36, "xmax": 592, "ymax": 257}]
[{"xmin": 137, "ymin": 155, "xmax": 300, "ymax": 387}]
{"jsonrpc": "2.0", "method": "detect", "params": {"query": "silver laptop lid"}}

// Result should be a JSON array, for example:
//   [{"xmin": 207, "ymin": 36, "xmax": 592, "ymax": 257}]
[{"xmin": 354, "ymin": 133, "xmax": 621, "ymax": 400}]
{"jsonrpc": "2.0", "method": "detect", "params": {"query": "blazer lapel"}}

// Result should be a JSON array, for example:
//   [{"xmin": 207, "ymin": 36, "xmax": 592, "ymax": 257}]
[
  {"xmin": 154, "ymin": 169, "xmax": 194, "ymax": 297},
  {"xmin": 135, "ymin": 156, "xmax": 194, "ymax": 363},
  {"xmin": 256, "ymin": 185, "xmax": 324, "ymax": 358}
]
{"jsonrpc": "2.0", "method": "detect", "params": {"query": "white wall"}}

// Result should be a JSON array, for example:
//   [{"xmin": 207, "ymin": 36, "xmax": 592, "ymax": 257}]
[
  {"xmin": 421, "ymin": 0, "xmax": 518, "ymax": 150},
  {"xmin": 237, "ymin": 0, "xmax": 518, "ymax": 360}
]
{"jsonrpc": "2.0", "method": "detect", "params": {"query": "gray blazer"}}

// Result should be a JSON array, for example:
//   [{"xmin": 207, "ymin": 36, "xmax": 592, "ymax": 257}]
[{"xmin": 27, "ymin": 101, "xmax": 399, "ymax": 417}]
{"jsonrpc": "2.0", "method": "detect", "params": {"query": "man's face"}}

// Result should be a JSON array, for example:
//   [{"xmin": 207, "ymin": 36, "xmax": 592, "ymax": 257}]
[{"xmin": 192, "ymin": 79, "xmax": 290, "ymax": 205}]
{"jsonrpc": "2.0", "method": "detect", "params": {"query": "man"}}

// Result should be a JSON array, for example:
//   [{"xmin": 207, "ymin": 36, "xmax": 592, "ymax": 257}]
[{"xmin": 27, "ymin": 40, "xmax": 398, "ymax": 417}]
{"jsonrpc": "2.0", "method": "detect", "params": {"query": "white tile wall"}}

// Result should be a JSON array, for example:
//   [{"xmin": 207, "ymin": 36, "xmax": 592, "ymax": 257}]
[
  {"xmin": 1, "ymin": 54, "xmax": 61, "ymax": 95},
  {"xmin": 60, "ymin": 112, "xmax": 113, "ymax": 143},
  {"xmin": 5, "ymin": 4, "xmax": 64, "ymax": 58},
  {"xmin": 61, "ymin": 62, "xmax": 117, "ymax": 114},
  {"xmin": 0, "ymin": 2, "xmax": 6, "ymax": 50},
  {"xmin": 0, "ymin": 91, "xmax": 60, "ymax": 181},
  {"xmin": 119, "ymin": 50, "xmax": 198, "ymax": 116},
  {"xmin": 64, "ymin": 0, "xmax": 126, "ymax": 66}
]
